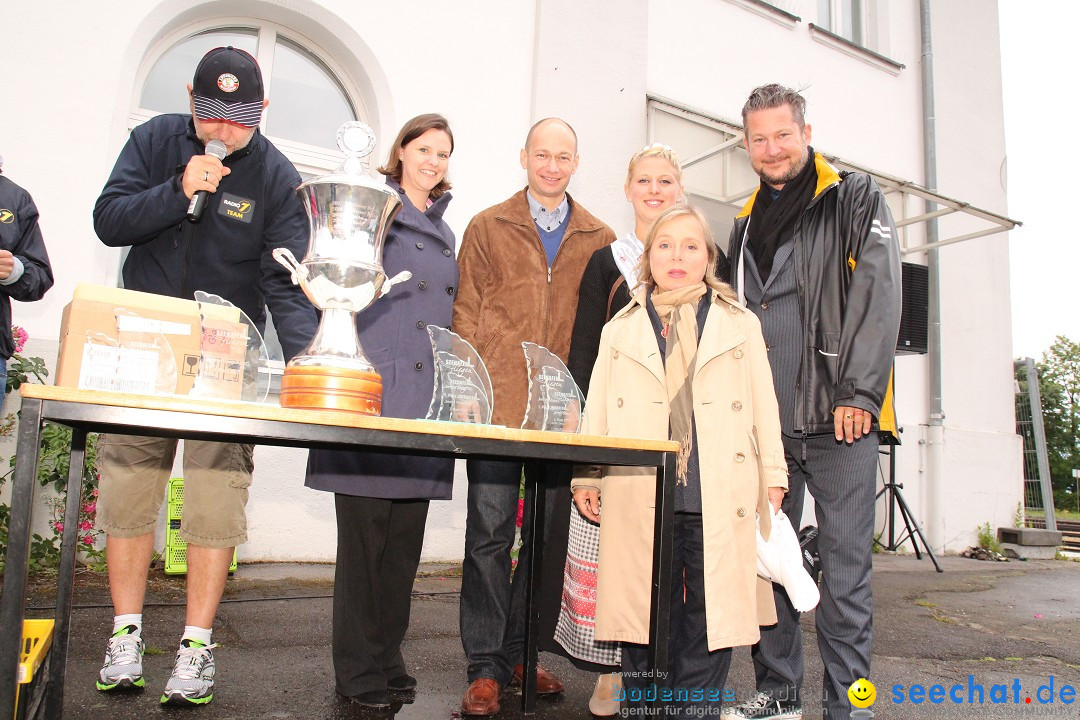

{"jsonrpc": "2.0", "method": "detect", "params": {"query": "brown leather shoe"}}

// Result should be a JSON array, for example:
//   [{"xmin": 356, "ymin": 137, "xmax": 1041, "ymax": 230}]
[
  {"xmin": 461, "ymin": 678, "xmax": 501, "ymax": 716},
  {"xmin": 512, "ymin": 664, "xmax": 565, "ymax": 695}
]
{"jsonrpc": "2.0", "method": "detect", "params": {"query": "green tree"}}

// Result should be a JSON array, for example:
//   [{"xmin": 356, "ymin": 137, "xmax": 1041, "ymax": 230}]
[{"xmin": 1034, "ymin": 336, "xmax": 1080, "ymax": 512}]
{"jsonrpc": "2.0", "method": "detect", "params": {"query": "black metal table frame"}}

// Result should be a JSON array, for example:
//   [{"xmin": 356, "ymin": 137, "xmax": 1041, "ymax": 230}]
[{"xmin": 0, "ymin": 393, "xmax": 678, "ymax": 719}]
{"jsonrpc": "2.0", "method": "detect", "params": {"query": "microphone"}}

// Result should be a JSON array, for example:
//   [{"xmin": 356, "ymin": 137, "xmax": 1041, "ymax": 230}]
[{"xmin": 186, "ymin": 140, "xmax": 228, "ymax": 223}]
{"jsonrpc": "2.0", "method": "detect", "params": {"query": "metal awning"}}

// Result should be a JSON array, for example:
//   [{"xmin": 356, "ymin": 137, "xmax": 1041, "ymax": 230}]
[
  {"xmin": 647, "ymin": 96, "xmax": 1021, "ymax": 256},
  {"xmin": 824, "ymin": 155, "xmax": 1020, "ymax": 254}
]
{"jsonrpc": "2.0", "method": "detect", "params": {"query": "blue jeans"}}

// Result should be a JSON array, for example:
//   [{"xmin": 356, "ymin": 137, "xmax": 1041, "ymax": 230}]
[{"xmin": 459, "ymin": 457, "xmax": 564, "ymax": 684}]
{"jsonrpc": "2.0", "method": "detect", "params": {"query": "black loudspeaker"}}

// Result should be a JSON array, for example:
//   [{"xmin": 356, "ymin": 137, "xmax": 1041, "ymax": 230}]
[{"xmin": 897, "ymin": 262, "xmax": 928, "ymax": 355}]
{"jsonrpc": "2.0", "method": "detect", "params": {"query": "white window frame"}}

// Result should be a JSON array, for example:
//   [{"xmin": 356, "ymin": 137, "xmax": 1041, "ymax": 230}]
[
  {"xmin": 819, "ymin": 0, "xmax": 869, "ymax": 47},
  {"xmin": 129, "ymin": 19, "xmax": 368, "ymax": 176}
]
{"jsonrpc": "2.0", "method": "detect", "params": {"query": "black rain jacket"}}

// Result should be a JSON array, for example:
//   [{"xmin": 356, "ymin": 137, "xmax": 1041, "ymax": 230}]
[{"xmin": 728, "ymin": 154, "xmax": 901, "ymax": 435}]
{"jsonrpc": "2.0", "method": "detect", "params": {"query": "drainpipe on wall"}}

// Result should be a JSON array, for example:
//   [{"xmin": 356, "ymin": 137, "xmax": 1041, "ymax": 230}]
[{"xmin": 920, "ymin": 0, "xmax": 946, "ymax": 552}]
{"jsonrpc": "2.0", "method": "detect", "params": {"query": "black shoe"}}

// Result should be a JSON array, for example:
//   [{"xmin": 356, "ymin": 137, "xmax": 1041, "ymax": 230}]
[
  {"xmin": 348, "ymin": 689, "xmax": 394, "ymax": 708},
  {"xmin": 387, "ymin": 674, "xmax": 417, "ymax": 691},
  {"xmin": 799, "ymin": 525, "xmax": 821, "ymax": 582}
]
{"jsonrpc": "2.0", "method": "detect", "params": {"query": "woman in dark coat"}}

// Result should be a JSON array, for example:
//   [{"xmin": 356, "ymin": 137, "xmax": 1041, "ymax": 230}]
[{"xmin": 305, "ymin": 114, "xmax": 457, "ymax": 709}]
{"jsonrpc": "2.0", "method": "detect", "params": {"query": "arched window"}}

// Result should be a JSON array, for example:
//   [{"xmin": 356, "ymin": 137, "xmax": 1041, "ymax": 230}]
[{"xmin": 132, "ymin": 23, "xmax": 367, "ymax": 175}]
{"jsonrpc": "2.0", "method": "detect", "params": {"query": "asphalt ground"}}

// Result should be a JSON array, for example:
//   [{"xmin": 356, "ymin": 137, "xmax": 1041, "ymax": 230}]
[{"xmin": 14, "ymin": 553, "xmax": 1080, "ymax": 719}]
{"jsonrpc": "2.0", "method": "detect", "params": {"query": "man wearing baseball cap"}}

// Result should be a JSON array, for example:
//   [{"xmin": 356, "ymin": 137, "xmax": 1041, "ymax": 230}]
[{"xmin": 92, "ymin": 46, "xmax": 316, "ymax": 707}]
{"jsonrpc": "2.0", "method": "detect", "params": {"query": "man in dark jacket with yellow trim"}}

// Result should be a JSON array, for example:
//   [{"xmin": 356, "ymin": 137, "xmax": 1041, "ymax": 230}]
[{"xmin": 727, "ymin": 84, "xmax": 901, "ymax": 720}]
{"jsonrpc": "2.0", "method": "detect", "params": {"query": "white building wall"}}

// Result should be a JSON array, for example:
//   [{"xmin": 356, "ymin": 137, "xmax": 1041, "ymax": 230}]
[
  {"xmin": 0, "ymin": 0, "xmax": 1017, "ymax": 560},
  {"xmin": 918, "ymin": 0, "xmax": 1021, "ymax": 549}
]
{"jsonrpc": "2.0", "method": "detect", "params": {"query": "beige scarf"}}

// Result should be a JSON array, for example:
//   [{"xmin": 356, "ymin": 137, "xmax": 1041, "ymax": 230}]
[{"xmin": 651, "ymin": 282, "xmax": 708, "ymax": 484}]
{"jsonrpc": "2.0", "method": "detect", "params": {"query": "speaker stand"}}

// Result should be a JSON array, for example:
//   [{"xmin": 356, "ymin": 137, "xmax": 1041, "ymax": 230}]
[{"xmin": 876, "ymin": 444, "xmax": 943, "ymax": 572}]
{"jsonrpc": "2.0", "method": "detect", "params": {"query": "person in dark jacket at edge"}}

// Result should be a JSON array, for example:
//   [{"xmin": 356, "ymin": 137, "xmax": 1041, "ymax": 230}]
[
  {"xmin": 304, "ymin": 113, "xmax": 459, "ymax": 710},
  {"xmin": 0, "ymin": 155, "xmax": 54, "ymax": 380},
  {"xmin": 90, "ymin": 46, "xmax": 317, "ymax": 708},
  {"xmin": 727, "ymin": 84, "xmax": 901, "ymax": 720}
]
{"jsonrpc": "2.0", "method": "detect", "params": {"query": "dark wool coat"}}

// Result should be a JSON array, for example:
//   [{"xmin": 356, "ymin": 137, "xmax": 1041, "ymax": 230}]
[{"xmin": 305, "ymin": 179, "xmax": 458, "ymax": 499}]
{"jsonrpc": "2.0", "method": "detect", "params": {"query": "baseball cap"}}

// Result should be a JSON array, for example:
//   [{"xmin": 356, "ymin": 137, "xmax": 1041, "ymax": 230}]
[{"xmin": 191, "ymin": 46, "xmax": 265, "ymax": 128}]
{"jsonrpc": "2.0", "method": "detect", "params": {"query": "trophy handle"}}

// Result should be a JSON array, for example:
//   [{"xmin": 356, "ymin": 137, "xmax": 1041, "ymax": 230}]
[
  {"xmin": 379, "ymin": 270, "xmax": 413, "ymax": 298},
  {"xmin": 272, "ymin": 248, "xmax": 309, "ymax": 286}
]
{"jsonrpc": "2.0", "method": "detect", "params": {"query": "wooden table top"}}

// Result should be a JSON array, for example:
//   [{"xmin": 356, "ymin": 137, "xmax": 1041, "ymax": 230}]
[{"xmin": 20, "ymin": 384, "xmax": 679, "ymax": 453}]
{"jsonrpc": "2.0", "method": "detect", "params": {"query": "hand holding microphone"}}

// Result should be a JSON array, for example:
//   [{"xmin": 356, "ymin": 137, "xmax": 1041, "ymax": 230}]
[{"xmin": 185, "ymin": 139, "xmax": 229, "ymax": 222}]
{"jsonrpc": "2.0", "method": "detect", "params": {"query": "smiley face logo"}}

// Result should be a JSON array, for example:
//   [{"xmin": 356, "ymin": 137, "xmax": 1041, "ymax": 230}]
[{"xmin": 848, "ymin": 678, "xmax": 876, "ymax": 708}]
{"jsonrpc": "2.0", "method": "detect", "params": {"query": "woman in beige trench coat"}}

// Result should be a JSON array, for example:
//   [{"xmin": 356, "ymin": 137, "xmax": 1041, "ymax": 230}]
[{"xmin": 571, "ymin": 205, "xmax": 788, "ymax": 715}]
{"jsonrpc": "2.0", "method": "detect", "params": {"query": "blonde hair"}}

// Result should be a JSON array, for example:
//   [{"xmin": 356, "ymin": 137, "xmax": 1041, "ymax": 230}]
[
  {"xmin": 625, "ymin": 143, "xmax": 683, "ymax": 188},
  {"xmin": 635, "ymin": 205, "xmax": 736, "ymax": 300}
]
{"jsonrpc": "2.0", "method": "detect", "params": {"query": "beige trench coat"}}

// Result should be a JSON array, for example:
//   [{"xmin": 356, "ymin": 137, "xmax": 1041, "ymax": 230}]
[{"xmin": 572, "ymin": 290, "xmax": 788, "ymax": 652}]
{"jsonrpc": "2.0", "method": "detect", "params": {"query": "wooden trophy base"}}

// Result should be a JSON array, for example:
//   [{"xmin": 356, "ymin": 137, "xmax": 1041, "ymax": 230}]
[{"xmin": 279, "ymin": 365, "xmax": 382, "ymax": 415}]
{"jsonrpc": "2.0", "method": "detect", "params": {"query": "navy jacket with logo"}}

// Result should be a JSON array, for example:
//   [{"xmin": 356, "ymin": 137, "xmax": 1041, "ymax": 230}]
[
  {"xmin": 0, "ymin": 174, "xmax": 54, "ymax": 359},
  {"xmin": 93, "ymin": 114, "xmax": 316, "ymax": 361}
]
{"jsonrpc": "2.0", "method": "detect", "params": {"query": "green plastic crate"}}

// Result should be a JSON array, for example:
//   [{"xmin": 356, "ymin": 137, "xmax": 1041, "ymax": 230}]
[{"xmin": 164, "ymin": 478, "xmax": 237, "ymax": 575}]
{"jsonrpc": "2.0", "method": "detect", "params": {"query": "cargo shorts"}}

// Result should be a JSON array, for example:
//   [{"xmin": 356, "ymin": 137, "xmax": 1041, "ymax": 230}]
[{"xmin": 96, "ymin": 434, "xmax": 255, "ymax": 548}]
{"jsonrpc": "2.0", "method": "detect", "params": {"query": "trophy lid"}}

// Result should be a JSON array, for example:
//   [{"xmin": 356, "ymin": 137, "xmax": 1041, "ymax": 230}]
[{"xmin": 297, "ymin": 121, "xmax": 400, "ymax": 197}]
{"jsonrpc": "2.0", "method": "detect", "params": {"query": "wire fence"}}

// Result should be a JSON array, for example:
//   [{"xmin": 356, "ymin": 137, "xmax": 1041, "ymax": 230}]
[
  {"xmin": 1014, "ymin": 358, "xmax": 1057, "ymax": 530},
  {"xmin": 1015, "ymin": 373, "xmax": 1046, "ymax": 513}
]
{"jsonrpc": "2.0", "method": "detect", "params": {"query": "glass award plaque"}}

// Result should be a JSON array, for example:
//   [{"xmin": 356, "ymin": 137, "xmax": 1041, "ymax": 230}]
[
  {"xmin": 425, "ymin": 325, "xmax": 493, "ymax": 424},
  {"xmin": 521, "ymin": 342, "xmax": 583, "ymax": 433},
  {"xmin": 190, "ymin": 291, "xmax": 279, "ymax": 403},
  {"xmin": 76, "ymin": 312, "xmax": 178, "ymax": 395}
]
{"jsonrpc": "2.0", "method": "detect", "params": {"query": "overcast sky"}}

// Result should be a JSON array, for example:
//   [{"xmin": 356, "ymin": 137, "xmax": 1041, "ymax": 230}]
[{"xmin": 1000, "ymin": 1, "xmax": 1077, "ymax": 360}]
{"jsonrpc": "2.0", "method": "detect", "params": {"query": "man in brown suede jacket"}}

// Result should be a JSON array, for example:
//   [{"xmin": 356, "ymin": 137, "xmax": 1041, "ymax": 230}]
[{"xmin": 453, "ymin": 118, "xmax": 615, "ymax": 716}]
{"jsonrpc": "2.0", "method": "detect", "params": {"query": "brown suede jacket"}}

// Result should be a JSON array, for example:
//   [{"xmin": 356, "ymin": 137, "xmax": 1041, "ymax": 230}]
[{"xmin": 453, "ymin": 188, "xmax": 615, "ymax": 427}]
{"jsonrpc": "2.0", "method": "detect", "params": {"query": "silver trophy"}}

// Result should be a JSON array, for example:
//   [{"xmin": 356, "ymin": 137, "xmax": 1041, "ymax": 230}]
[{"xmin": 272, "ymin": 121, "xmax": 411, "ymax": 414}]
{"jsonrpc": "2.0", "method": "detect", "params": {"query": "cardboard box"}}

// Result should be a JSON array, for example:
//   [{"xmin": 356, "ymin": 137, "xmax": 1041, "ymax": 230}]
[{"xmin": 56, "ymin": 284, "xmax": 249, "ymax": 399}]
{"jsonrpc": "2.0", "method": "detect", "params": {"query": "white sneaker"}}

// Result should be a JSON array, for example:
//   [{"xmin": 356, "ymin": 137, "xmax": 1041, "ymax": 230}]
[
  {"xmin": 160, "ymin": 640, "xmax": 217, "ymax": 706},
  {"xmin": 96, "ymin": 626, "xmax": 145, "ymax": 691}
]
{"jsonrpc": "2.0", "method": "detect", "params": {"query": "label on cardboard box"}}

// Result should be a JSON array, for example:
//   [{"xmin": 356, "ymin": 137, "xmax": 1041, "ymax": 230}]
[
  {"xmin": 77, "ymin": 344, "xmax": 161, "ymax": 395},
  {"xmin": 115, "ymin": 315, "xmax": 193, "ymax": 337},
  {"xmin": 189, "ymin": 318, "xmax": 250, "ymax": 399}
]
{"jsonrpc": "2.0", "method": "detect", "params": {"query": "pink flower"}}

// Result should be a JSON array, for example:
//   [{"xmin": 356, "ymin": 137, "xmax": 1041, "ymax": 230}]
[
  {"xmin": 54, "ymin": 522, "xmax": 64, "ymax": 533},
  {"xmin": 82, "ymin": 502, "xmax": 96, "ymax": 515},
  {"xmin": 79, "ymin": 520, "xmax": 93, "ymax": 531},
  {"xmin": 516, "ymin": 498, "xmax": 524, "ymax": 528},
  {"xmin": 11, "ymin": 326, "xmax": 28, "ymax": 354},
  {"xmin": 92, "ymin": 489, "xmax": 99, "ymax": 498},
  {"xmin": 81, "ymin": 535, "xmax": 95, "ymax": 546}
]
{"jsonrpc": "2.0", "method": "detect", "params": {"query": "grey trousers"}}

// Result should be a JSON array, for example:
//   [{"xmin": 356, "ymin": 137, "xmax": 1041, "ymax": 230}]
[{"xmin": 751, "ymin": 433, "xmax": 878, "ymax": 718}]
